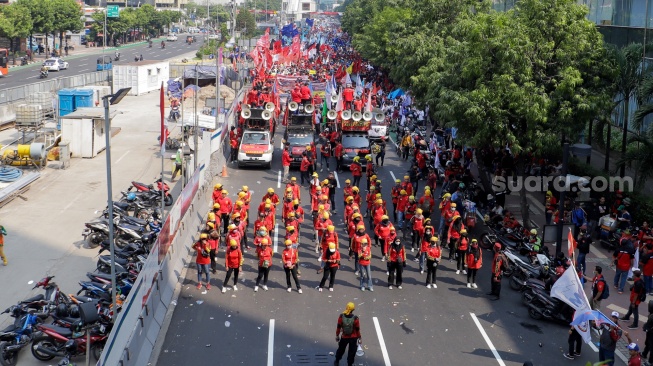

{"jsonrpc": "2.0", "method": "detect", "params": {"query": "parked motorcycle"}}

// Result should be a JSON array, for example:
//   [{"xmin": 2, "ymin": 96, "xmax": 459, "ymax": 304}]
[
  {"xmin": 479, "ymin": 224, "xmax": 528, "ymax": 253},
  {"xmin": 129, "ymin": 179, "xmax": 173, "ymax": 206},
  {"xmin": 31, "ymin": 320, "xmax": 109, "ymax": 362},
  {"xmin": 0, "ymin": 305, "xmax": 47, "ymax": 366},
  {"xmin": 525, "ymin": 287, "xmax": 575, "ymax": 324}
]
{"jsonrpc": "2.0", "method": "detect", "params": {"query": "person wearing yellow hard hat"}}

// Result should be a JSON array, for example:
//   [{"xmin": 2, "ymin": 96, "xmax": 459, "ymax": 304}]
[
  {"xmin": 438, "ymin": 193, "xmax": 453, "ymax": 237},
  {"xmin": 222, "ymin": 239, "xmax": 243, "ymax": 293},
  {"xmin": 263, "ymin": 188, "xmax": 280, "ymax": 208},
  {"xmin": 319, "ymin": 242, "xmax": 341, "ymax": 292},
  {"xmin": 254, "ymin": 238, "xmax": 273, "ymax": 292},
  {"xmin": 282, "ymin": 239, "xmax": 302, "ymax": 293},
  {"xmin": 318, "ymin": 225, "xmax": 338, "ymax": 274},
  {"xmin": 390, "ymin": 179, "xmax": 402, "ymax": 221},
  {"xmin": 212, "ymin": 183, "xmax": 223, "ymax": 204},
  {"xmin": 352, "ymin": 224, "xmax": 372, "ymax": 279},
  {"xmin": 425, "ymin": 236, "xmax": 442, "ymax": 288},
  {"xmin": 455, "ymin": 229, "xmax": 469, "ymax": 275},
  {"xmin": 218, "ymin": 189, "xmax": 233, "ymax": 234},
  {"xmin": 315, "ymin": 210, "xmax": 334, "ymax": 258},
  {"xmin": 334, "ymin": 301, "xmax": 362, "ymax": 365},
  {"xmin": 447, "ymin": 213, "xmax": 464, "ymax": 261},
  {"xmin": 300, "ymin": 150, "xmax": 312, "ymax": 185},
  {"xmin": 193, "ymin": 233, "xmax": 212, "ymax": 290},
  {"xmin": 365, "ymin": 156, "xmax": 376, "ymax": 192},
  {"xmin": 409, "ymin": 208, "xmax": 426, "ymax": 254},
  {"xmin": 343, "ymin": 178, "xmax": 353, "ymax": 207},
  {"xmin": 466, "ymin": 239, "xmax": 482, "ymax": 289},
  {"xmin": 400, "ymin": 175, "xmax": 413, "ymax": 197},
  {"xmin": 350, "ymin": 155, "xmax": 363, "ymax": 186},
  {"xmin": 285, "ymin": 176, "xmax": 301, "ymax": 202}
]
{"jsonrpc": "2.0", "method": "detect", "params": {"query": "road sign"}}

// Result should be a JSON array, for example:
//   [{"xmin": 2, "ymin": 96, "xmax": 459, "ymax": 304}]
[{"xmin": 107, "ymin": 5, "xmax": 119, "ymax": 18}]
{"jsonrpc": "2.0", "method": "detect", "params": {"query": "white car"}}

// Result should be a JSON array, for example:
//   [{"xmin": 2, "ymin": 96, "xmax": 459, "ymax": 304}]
[
  {"xmin": 167, "ymin": 34, "xmax": 178, "ymax": 42},
  {"xmin": 208, "ymin": 34, "xmax": 221, "ymax": 40},
  {"xmin": 237, "ymin": 131, "xmax": 273, "ymax": 168},
  {"xmin": 42, "ymin": 58, "xmax": 68, "ymax": 71}
]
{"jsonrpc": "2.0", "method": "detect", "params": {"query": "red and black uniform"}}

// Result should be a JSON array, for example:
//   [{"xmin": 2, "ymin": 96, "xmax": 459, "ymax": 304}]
[
  {"xmin": 374, "ymin": 222, "xmax": 393, "ymax": 255},
  {"xmin": 335, "ymin": 312, "xmax": 361, "ymax": 366},
  {"xmin": 218, "ymin": 195, "xmax": 233, "ymax": 234},
  {"xmin": 391, "ymin": 185, "xmax": 401, "ymax": 221},
  {"xmin": 223, "ymin": 245, "xmax": 243, "ymax": 288},
  {"xmin": 334, "ymin": 143, "xmax": 344, "ymax": 172},
  {"xmin": 282, "ymin": 245, "xmax": 301, "ymax": 290},
  {"xmin": 425, "ymin": 244, "xmax": 442, "ymax": 285},
  {"xmin": 456, "ymin": 236, "xmax": 469, "ymax": 272},
  {"xmin": 490, "ymin": 251, "xmax": 506, "ymax": 298},
  {"xmin": 350, "ymin": 161, "xmax": 362, "ymax": 186},
  {"xmin": 351, "ymin": 232, "xmax": 371, "ymax": 262},
  {"xmin": 387, "ymin": 242, "xmax": 406, "ymax": 287},
  {"xmin": 286, "ymin": 183, "xmax": 301, "ymax": 201}
]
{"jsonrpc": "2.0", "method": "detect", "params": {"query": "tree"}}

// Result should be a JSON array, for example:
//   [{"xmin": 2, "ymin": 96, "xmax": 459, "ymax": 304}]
[
  {"xmin": 17, "ymin": 0, "xmax": 53, "ymax": 56},
  {"xmin": 615, "ymin": 130, "xmax": 653, "ymax": 189},
  {"xmin": 52, "ymin": 0, "xmax": 83, "ymax": 50},
  {"xmin": 0, "ymin": 3, "xmax": 33, "ymax": 60},
  {"xmin": 235, "ymin": 8, "xmax": 256, "ymax": 37},
  {"xmin": 436, "ymin": 0, "xmax": 613, "ymax": 228}
]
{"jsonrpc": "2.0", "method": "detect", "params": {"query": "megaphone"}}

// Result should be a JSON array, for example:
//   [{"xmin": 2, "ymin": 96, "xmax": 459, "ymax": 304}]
[
  {"xmin": 374, "ymin": 112, "xmax": 385, "ymax": 123},
  {"xmin": 341, "ymin": 110, "xmax": 352, "ymax": 120},
  {"xmin": 288, "ymin": 101, "xmax": 299, "ymax": 111},
  {"xmin": 352, "ymin": 111, "xmax": 362, "ymax": 122},
  {"xmin": 262, "ymin": 110, "xmax": 272, "ymax": 120},
  {"xmin": 327, "ymin": 110, "xmax": 337, "ymax": 120},
  {"xmin": 356, "ymin": 344, "xmax": 365, "ymax": 357},
  {"xmin": 363, "ymin": 111, "xmax": 372, "ymax": 121},
  {"xmin": 241, "ymin": 109, "xmax": 251, "ymax": 119},
  {"xmin": 304, "ymin": 104, "xmax": 315, "ymax": 114},
  {"xmin": 265, "ymin": 102, "xmax": 275, "ymax": 112},
  {"xmin": 330, "ymin": 94, "xmax": 338, "ymax": 103}
]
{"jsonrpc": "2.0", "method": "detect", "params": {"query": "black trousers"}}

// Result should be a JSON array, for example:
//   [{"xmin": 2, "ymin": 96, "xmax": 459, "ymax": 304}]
[
  {"xmin": 388, "ymin": 262, "xmax": 403, "ymax": 286},
  {"xmin": 221, "ymin": 213, "xmax": 229, "ymax": 234},
  {"xmin": 255, "ymin": 266, "xmax": 270, "ymax": 286},
  {"xmin": 456, "ymin": 249, "xmax": 466, "ymax": 270},
  {"xmin": 392, "ymin": 203, "xmax": 397, "ymax": 221},
  {"xmin": 319, "ymin": 266, "xmax": 337, "ymax": 288},
  {"xmin": 284, "ymin": 267, "xmax": 301, "ymax": 290},
  {"xmin": 230, "ymin": 146, "xmax": 238, "ymax": 162},
  {"xmin": 329, "ymin": 193, "xmax": 336, "ymax": 211},
  {"xmin": 336, "ymin": 157, "xmax": 342, "ymax": 172},
  {"xmin": 467, "ymin": 268, "xmax": 478, "ymax": 283},
  {"xmin": 335, "ymin": 337, "xmax": 358, "ymax": 366},
  {"xmin": 624, "ymin": 302, "xmax": 640, "ymax": 326},
  {"xmin": 223, "ymin": 267, "xmax": 240, "ymax": 286},
  {"xmin": 642, "ymin": 330, "xmax": 653, "ymax": 362},
  {"xmin": 426, "ymin": 259, "xmax": 438, "ymax": 284},
  {"xmin": 301, "ymin": 170, "xmax": 309, "ymax": 185},
  {"xmin": 352, "ymin": 175, "xmax": 361, "ymax": 187},
  {"xmin": 568, "ymin": 328, "xmax": 582, "ymax": 355},
  {"xmin": 490, "ymin": 277, "xmax": 501, "ymax": 297},
  {"xmin": 376, "ymin": 152, "xmax": 385, "ymax": 166}
]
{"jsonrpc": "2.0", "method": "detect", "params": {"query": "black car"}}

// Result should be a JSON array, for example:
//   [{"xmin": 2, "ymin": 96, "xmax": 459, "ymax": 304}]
[
  {"xmin": 341, "ymin": 133, "xmax": 371, "ymax": 168},
  {"xmin": 284, "ymin": 131, "xmax": 314, "ymax": 167}
]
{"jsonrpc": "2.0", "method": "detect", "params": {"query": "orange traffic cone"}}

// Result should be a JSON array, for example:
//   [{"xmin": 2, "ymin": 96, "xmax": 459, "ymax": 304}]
[{"xmin": 221, "ymin": 165, "xmax": 229, "ymax": 177}]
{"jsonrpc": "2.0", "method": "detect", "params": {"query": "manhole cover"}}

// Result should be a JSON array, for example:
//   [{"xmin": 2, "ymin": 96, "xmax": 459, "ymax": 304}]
[{"xmin": 283, "ymin": 352, "xmax": 332, "ymax": 365}]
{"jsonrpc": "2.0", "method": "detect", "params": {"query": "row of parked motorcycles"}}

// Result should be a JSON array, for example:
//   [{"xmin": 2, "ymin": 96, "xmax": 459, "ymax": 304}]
[
  {"xmin": 0, "ymin": 275, "xmax": 118, "ymax": 365},
  {"xmin": 0, "ymin": 179, "xmax": 174, "ymax": 365},
  {"xmin": 480, "ymin": 221, "xmax": 576, "ymax": 324}
]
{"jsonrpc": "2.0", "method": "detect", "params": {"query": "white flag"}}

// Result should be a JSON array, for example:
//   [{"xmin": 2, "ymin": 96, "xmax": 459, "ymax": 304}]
[{"xmin": 551, "ymin": 267, "xmax": 591, "ymax": 311}]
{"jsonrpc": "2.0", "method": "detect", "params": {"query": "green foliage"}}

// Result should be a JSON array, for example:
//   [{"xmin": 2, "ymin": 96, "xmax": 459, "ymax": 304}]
[
  {"xmin": 0, "ymin": 3, "xmax": 33, "ymax": 51},
  {"xmin": 244, "ymin": 0, "xmax": 281, "ymax": 12},
  {"xmin": 615, "ymin": 131, "xmax": 653, "ymax": 188},
  {"xmin": 235, "ymin": 9, "xmax": 256, "ymax": 37},
  {"xmin": 90, "ymin": 6, "xmax": 182, "ymax": 43},
  {"xmin": 196, "ymin": 39, "xmax": 220, "ymax": 58},
  {"xmin": 16, "ymin": 0, "xmax": 53, "ymax": 35}
]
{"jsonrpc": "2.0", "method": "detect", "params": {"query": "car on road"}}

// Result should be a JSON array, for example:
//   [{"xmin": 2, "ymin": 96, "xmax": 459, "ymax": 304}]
[
  {"xmin": 42, "ymin": 58, "xmax": 68, "ymax": 71},
  {"xmin": 237, "ymin": 130, "xmax": 274, "ymax": 168},
  {"xmin": 208, "ymin": 34, "xmax": 221, "ymax": 40},
  {"xmin": 167, "ymin": 34, "xmax": 178, "ymax": 42},
  {"xmin": 341, "ymin": 133, "xmax": 371, "ymax": 168}
]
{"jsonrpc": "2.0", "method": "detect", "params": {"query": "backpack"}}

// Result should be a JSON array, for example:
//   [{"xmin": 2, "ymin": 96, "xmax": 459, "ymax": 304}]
[
  {"xmin": 597, "ymin": 278, "xmax": 610, "ymax": 300},
  {"xmin": 341, "ymin": 314, "xmax": 357, "ymax": 336},
  {"xmin": 637, "ymin": 280, "xmax": 647, "ymax": 302}
]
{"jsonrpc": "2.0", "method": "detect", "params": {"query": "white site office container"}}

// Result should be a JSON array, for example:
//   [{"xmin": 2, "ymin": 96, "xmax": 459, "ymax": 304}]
[
  {"xmin": 60, "ymin": 108, "xmax": 116, "ymax": 158},
  {"xmin": 112, "ymin": 61, "xmax": 170, "ymax": 96}
]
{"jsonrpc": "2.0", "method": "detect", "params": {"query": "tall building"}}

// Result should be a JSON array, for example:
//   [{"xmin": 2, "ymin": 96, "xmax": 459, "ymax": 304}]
[{"xmin": 282, "ymin": 0, "xmax": 316, "ymax": 21}]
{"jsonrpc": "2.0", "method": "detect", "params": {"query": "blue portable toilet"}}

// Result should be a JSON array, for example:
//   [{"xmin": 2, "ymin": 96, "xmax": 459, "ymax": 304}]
[
  {"xmin": 58, "ymin": 89, "xmax": 75, "ymax": 116},
  {"xmin": 74, "ymin": 89, "xmax": 94, "ymax": 108}
]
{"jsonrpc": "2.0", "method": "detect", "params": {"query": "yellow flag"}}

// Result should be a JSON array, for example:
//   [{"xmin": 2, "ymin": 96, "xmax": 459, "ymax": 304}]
[{"xmin": 346, "ymin": 63, "xmax": 353, "ymax": 75}]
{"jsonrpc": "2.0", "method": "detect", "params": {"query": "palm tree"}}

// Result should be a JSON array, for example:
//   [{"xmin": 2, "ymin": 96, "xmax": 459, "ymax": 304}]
[
  {"xmin": 615, "ymin": 129, "xmax": 653, "ymax": 189},
  {"xmin": 633, "ymin": 72, "xmax": 653, "ymax": 133}
]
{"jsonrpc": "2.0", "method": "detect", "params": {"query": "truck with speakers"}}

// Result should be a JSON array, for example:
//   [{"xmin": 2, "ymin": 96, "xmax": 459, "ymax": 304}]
[
  {"xmin": 236, "ymin": 101, "xmax": 278, "ymax": 169},
  {"xmin": 283, "ymin": 101, "xmax": 316, "ymax": 167}
]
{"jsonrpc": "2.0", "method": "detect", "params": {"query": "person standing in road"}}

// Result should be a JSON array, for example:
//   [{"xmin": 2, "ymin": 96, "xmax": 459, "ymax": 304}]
[
  {"xmin": 319, "ymin": 242, "xmax": 340, "ymax": 292},
  {"xmin": 375, "ymin": 136, "xmax": 386, "ymax": 166},
  {"xmin": 425, "ymin": 236, "xmax": 441, "ymax": 289},
  {"xmin": 222, "ymin": 239, "xmax": 243, "ymax": 293},
  {"xmin": 621, "ymin": 268, "xmax": 646, "ymax": 329},
  {"xmin": 387, "ymin": 237, "xmax": 406, "ymax": 290},
  {"xmin": 613, "ymin": 243, "xmax": 634, "ymax": 293},
  {"xmin": 563, "ymin": 324, "xmax": 582, "ymax": 360},
  {"xmin": 466, "ymin": 239, "xmax": 482, "ymax": 288},
  {"xmin": 320, "ymin": 142, "xmax": 331, "ymax": 172},
  {"xmin": 281, "ymin": 239, "xmax": 302, "ymax": 293},
  {"xmin": 208, "ymin": 229, "xmax": 220, "ymax": 274},
  {"xmin": 335, "ymin": 140, "xmax": 344, "ymax": 173},
  {"xmin": 334, "ymin": 302, "xmax": 362, "ymax": 366},
  {"xmin": 598, "ymin": 312, "xmax": 630, "ymax": 366},
  {"xmin": 327, "ymin": 172, "xmax": 337, "ymax": 214},
  {"xmin": 171, "ymin": 148, "xmax": 183, "ymax": 181},
  {"xmin": 350, "ymin": 156, "xmax": 362, "ymax": 187},
  {"xmin": 282, "ymin": 146, "xmax": 292, "ymax": 183},
  {"xmin": 358, "ymin": 238, "xmax": 373, "ymax": 291},
  {"xmin": 0, "ymin": 225, "xmax": 6, "ymax": 266},
  {"xmin": 576, "ymin": 225, "xmax": 591, "ymax": 275},
  {"xmin": 300, "ymin": 152, "xmax": 311, "ymax": 185},
  {"xmin": 229, "ymin": 130, "xmax": 239, "ymax": 163},
  {"xmin": 193, "ymin": 234, "xmax": 212, "ymax": 290},
  {"xmin": 487, "ymin": 243, "xmax": 506, "ymax": 300},
  {"xmin": 583, "ymin": 266, "xmax": 607, "ymax": 310},
  {"xmin": 254, "ymin": 240, "xmax": 273, "ymax": 292}
]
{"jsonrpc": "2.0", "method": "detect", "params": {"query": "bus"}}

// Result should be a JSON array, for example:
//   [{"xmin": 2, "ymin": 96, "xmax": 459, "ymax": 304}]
[{"xmin": 0, "ymin": 48, "xmax": 8, "ymax": 77}]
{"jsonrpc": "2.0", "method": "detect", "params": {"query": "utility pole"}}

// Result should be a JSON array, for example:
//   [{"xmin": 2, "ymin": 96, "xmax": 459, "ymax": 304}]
[{"xmin": 231, "ymin": 0, "xmax": 236, "ymax": 40}]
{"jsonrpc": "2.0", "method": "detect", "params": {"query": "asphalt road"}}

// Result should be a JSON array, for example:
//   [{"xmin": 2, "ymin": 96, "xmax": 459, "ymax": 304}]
[
  {"xmin": 0, "ymin": 38, "xmax": 201, "ymax": 89},
  {"xmin": 155, "ymin": 127, "xmax": 602, "ymax": 366}
]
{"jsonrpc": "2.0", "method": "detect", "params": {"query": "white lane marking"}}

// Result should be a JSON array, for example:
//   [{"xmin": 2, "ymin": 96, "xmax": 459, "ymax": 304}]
[
  {"xmin": 372, "ymin": 317, "xmax": 392, "ymax": 366},
  {"xmin": 277, "ymin": 170, "xmax": 281, "ymax": 189},
  {"xmin": 115, "ymin": 150, "xmax": 130, "ymax": 164},
  {"xmin": 79, "ymin": 63, "xmax": 87, "ymax": 66},
  {"xmin": 267, "ymin": 319, "xmax": 275, "ymax": 366},
  {"xmin": 588, "ymin": 339, "xmax": 599, "ymax": 352},
  {"xmin": 470, "ymin": 313, "xmax": 506, "ymax": 366},
  {"xmin": 273, "ymin": 223, "xmax": 279, "ymax": 253},
  {"xmin": 390, "ymin": 171, "xmax": 397, "ymax": 183},
  {"xmin": 388, "ymin": 135, "xmax": 398, "ymax": 148},
  {"xmin": 279, "ymin": 139, "xmax": 284, "ymax": 149},
  {"xmin": 334, "ymin": 171, "xmax": 340, "ymax": 188},
  {"xmin": 607, "ymin": 304, "xmax": 628, "ymax": 314},
  {"xmin": 60, "ymin": 192, "xmax": 83, "ymax": 213},
  {"xmin": 589, "ymin": 245, "xmax": 607, "ymax": 259}
]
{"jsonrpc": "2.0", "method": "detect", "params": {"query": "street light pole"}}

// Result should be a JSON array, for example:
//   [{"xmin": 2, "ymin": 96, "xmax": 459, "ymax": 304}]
[{"xmin": 555, "ymin": 142, "xmax": 570, "ymax": 256}]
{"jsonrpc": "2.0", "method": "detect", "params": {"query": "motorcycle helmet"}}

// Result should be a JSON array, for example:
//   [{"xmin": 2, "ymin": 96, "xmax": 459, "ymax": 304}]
[
  {"xmin": 68, "ymin": 305, "xmax": 81, "ymax": 318},
  {"xmin": 127, "ymin": 192, "xmax": 136, "ymax": 201},
  {"xmin": 64, "ymin": 339, "xmax": 78, "ymax": 353},
  {"xmin": 56, "ymin": 304, "xmax": 69, "ymax": 318}
]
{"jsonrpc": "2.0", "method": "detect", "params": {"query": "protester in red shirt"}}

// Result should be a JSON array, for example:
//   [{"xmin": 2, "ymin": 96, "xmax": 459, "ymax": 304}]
[
  {"xmin": 350, "ymin": 157, "xmax": 362, "ymax": 186},
  {"xmin": 291, "ymin": 85, "xmax": 302, "ymax": 103},
  {"xmin": 254, "ymin": 240, "xmax": 273, "ymax": 292},
  {"xmin": 613, "ymin": 245, "xmax": 634, "ymax": 293},
  {"xmin": 282, "ymin": 239, "xmax": 302, "ymax": 293},
  {"xmin": 212, "ymin": 183, "xmax": 223, "ymax": 204},
  {"xmin": 282, "ymin": 147, "xmax": 292, "ymax": 183},
  {"xmin": 335, "ymin": 302, "xmax": 362, "ymax": 366},
  {"xmin": 319, "ymin": 242, "xmax": 340, "ymax": 291},
  {"xmin": 334, "ymin": 141, "xmax": 344, "ymax": 172},
  {"xmin": 218, "ymin": 190, "xmax": 233, "ymax": 233},
  {"xmin": 621, "ymin": 268, "xmax": 645, "ymax": 329},
  {"xmin": 300, "ymin": 153, "xmax": 311, "ymax": 184},
  {"xmin": 466, "ymin": 238, "xmax": 482, "ymax": 288},
  {"xmin": 193, "ymin": 234, "xmax": 212, "ymax": 290},
  {"xmin": 387, "ymin": 237, "xmax": 406, "ymax": 289},
  {"xmin": 343, "ymin": 85, "xmax": 354, "ymax": 109},
  {"xmin": 222, "ymin": 239, "xmax": 243, "ymax": 293},
  {"xmin": 425, "ymin": 236, "xmax": 442, "ymax": 288}
]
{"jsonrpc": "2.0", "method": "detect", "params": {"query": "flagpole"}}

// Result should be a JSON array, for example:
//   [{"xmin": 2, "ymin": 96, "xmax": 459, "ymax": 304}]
[{"xmin": 160, "ymin": 82, "xmax": 165, "ymax": 220}]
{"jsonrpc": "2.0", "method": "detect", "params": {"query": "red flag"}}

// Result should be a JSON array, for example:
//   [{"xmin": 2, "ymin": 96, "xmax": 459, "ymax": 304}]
[
  {"xmin": 567, "ymin": 228, "xmax": 577, "ymax": 260},
  {"xmin": 272, "ymin": 40, "xmax": 282, "ymax": 54},
  {"xmin": 256, "ymin": 28, "xmax": 270, "ymax": 50},
  {"xmin": 160, "ymin": 82, "xmax": 165, "ymax": 153}
]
